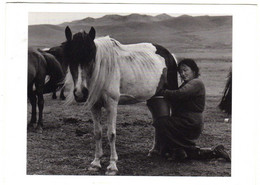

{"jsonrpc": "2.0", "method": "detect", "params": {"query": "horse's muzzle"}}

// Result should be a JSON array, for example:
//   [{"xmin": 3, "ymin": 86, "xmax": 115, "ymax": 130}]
[{"xmin": 73, "ymin": 87, "xmax": 89, "ymax": 102}]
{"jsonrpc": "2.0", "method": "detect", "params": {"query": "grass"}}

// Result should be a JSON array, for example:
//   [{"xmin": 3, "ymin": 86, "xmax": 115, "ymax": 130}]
[{"xmin": 27, "ymin": 59, "xmax": 231, "ymax": 176}]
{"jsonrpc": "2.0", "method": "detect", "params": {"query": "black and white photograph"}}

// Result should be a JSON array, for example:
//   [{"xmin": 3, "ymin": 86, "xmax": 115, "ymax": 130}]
[
  {"xmin": 1, "ymin": 1, "xmax": 260, "ymax": 185},
  {"xmin": 27, "ymin": 11, "xmax": 232, "ymax": 176}
]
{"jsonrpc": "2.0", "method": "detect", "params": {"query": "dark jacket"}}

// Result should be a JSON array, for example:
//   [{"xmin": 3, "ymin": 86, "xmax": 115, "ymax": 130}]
[
  {"xmin": 164, "ymin": 78, "xmax": 205, "ymax": 112},
  {"xmin": 161, "ymin": 78, "xmax": 206, "ymax": 140}
]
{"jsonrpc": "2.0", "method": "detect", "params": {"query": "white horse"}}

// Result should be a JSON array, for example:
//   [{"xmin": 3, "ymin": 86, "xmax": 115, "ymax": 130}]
[{"xmin": 63, "ymin": 26, "xmax": 178, "ymax": 175}]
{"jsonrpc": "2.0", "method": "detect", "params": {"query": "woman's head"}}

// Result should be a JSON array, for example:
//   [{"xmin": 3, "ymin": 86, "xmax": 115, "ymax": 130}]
[{"xmin": 178, "ymin": 59, "xmax": 200, "ymax": 82}]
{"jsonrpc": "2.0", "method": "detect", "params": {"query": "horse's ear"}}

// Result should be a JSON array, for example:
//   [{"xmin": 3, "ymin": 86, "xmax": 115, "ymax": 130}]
[
  {"xmin": 65, "ymin": 26, "xmax": 72, "ymax": 41},
  {"xmin": 89, "ymin": 27, "xmax": 96, "ymax": 40}
]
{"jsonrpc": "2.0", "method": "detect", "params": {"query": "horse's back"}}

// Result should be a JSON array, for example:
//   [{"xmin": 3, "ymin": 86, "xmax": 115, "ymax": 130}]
[
  {"xmin": 114, "ymin": 41, "xmax": 177, "ymax": 69},
  {"xmin": 114, "ymin": 42, "xmax": 178, "ymax": 89},
  {"xmin": 28, "ymin": 48, "xmax": 47, "ymax": 86}
]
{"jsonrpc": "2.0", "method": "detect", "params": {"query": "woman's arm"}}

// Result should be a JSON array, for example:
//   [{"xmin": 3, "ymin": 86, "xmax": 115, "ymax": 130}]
[{"xmin": 163, "ymin": 79, "xmax": 204, "ymax": 100}]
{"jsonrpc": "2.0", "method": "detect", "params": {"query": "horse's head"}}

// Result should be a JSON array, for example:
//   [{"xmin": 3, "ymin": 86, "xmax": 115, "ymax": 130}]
[{"xmin": 63, "ymin": 26, "xmax": 96, "ymax": 102}]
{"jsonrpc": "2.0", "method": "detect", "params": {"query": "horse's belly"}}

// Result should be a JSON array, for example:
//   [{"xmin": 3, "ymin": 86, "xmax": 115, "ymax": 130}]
[
  {"xmin": 119, "ymin": 71, "xmax": 163, "ymax": 103},
  {"xmin": 117, "ymin": 50, "xmax": 167, "ymax": 103},
  {"xmin": 118, "ymin": 94, "xmax": 142, "ymax": 105}
]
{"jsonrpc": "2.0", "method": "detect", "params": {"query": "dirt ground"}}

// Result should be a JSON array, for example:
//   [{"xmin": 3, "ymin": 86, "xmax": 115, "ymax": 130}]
[{"xmin": 27, "ymin": 60, "xmax": 231, "ymax": 176}]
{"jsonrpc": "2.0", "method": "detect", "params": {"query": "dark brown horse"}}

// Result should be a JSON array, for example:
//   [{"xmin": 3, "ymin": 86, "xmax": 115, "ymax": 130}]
[
  {"xmin": 28, "ymin": 48, "xmax": 64, "ymax": 132},
  {"xmin": 45, "ymin": 46, "xmax": 68, "ymax": 100},
  {"xmin": 219, "ymin": 69, "xmax": 232, "ymax": 115}
]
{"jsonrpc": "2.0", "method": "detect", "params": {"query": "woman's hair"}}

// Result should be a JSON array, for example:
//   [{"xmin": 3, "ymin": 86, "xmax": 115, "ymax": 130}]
[{"xmin": 177, "ymin": 58, "xmax": 200, "ymax": 78}]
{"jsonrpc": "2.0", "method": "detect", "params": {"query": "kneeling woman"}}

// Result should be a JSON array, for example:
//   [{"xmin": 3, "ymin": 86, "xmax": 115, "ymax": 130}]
[{"xmin": 152, "ymin": 59, "xmax": 230, "ymax": 162}]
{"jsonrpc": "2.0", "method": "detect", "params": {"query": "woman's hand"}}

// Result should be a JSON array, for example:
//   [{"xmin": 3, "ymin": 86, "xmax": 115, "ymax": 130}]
[
  {"xmin": 155, "ymin": 68, "xmax": 167, "ymax": 95},
  {"xmin": 155, "ymin": 89, "xmax": 166, "ymax": 96}
]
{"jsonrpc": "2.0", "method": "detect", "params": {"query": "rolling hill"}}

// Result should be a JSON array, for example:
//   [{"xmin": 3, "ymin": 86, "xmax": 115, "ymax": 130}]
[{"xmin": 28, "ymin": 13, "xmax": 232, "ymax": 60}]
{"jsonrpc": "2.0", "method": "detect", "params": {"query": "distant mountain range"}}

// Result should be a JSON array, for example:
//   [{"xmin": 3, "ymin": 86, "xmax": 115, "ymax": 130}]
[
  {"xmin": 62, "ymin": 13, "xmax": 174, "ymax": 26},
  {"xmin": 28, "ymin": 13, "xmax": 232, "ymax": 59}
]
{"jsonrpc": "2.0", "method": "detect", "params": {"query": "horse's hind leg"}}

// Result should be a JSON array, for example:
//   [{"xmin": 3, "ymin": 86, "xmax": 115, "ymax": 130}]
[
  {"xmin": 105, "ymin": 99, "xmax": 118, "ymax": 175},
  {"xmin": 60, "ymin": 86, "xmax": 66, "ymax": 100},
  {"xmin": 148, "ymin": 128, "xmax": 161, "ymax": 157},
  {"xmin": 52, "ymin": 91, "xmax": 57, "ymax": 99},
  {"xmin": 89, "ymin": 104, "xmax": 103, "ymax": 172},
  {"xmin": 36, "ymin": 84, "xmax": 44, "ymax": 133},
  {"xmin": 28, "ymin": 86, "xmax": 37, "ymax": 129}
]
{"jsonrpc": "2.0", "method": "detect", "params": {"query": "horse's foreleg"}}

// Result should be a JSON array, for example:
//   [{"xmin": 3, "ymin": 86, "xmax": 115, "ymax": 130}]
[
  {"xmin": 105, "ymin": 100, "xmax": 118, "ymax": 175},
  {"xmin": 89, "ymin": 104, "xmax": 103, "ymax": 171}
]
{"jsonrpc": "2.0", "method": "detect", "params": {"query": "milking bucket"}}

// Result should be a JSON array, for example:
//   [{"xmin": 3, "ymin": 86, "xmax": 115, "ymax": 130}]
[{"xmin": 147, "ymin": 96, "xmax": 171, "ymax": 121}]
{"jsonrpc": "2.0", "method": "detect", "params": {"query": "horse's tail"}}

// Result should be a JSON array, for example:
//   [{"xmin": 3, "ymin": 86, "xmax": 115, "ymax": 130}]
[
  {"xmin": 219, "ymin": 69, "xmax": 232, "ymax": 114},
  {"xmin": 168, "ymin": 53, "xmax": 178, "ymax": 90},
  {"xmin": 40, "ymin": 51, "xmax": 65, "ymax": 94},
  {"xmin": 152, "ymin": 44, "xmax": 178, "ymax": 90}
]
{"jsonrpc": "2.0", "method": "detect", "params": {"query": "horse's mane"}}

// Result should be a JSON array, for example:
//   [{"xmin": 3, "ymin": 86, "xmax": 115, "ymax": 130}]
[{"xmin": 84, "ymin": 36, "xmax": 117, "ymax": 110}]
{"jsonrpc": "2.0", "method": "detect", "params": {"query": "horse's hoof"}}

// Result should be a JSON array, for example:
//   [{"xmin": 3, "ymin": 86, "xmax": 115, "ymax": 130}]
[
  {"xmin": 88, "ymin": 166, "xmax": 101, "ymax": 172},
  {"xmin": 148, "ymin": 149, "xmax": 160, "ymax": 157},
  {"xmin": 147, "ymin": 152, "xmax": 153, "ymax": 157},
  {"xmin": 60, "ymin": 96, "xmax": 66, "ymax": 100},
  {"xmin": 27, "ymin": 125, "xmax": 34, "ymax": 132},
  {"xmin": 105, "ymin": 170, "xmax": 118, "ymax": 176},
  {"xmin": 27, "ymin": 122, "xmax": 34, "ymax": 129},
  {"xmin": 32, "ymin": 123, "xmax": 38, "ymax": 129},
  {"xmin": 106, "ymin": 162, "xmax": 118, "ymax": 175},
  {"xmin": 35, "ymin": 126, "xmax": 43, "ymax": 134}
]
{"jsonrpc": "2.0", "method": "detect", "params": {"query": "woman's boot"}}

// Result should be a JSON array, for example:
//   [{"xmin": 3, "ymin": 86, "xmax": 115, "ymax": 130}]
[
  {"xmin": 186, "ymin": 145, "xmax": 231, "ymax": 162},
  {"xmin": 212, "ymin": 145, "xmax": 231, "ymax": 162}
]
